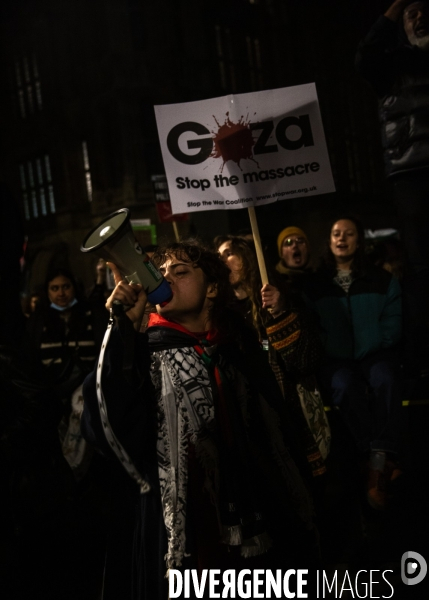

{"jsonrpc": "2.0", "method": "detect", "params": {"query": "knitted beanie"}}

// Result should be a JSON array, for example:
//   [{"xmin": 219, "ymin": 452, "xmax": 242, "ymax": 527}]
[{"xmin": 277, "ymin": 226, "xmax": 309, "ymax": 257}]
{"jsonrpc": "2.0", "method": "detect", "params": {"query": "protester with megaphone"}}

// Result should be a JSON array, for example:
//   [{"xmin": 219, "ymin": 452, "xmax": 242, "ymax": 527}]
[
  {"xmin": 81, "ymin": 208, "xmax": 172, "ymax": 306},
  {"xmin": 81, "ymin": 239, "xmax": 318, "ymax": 600}
]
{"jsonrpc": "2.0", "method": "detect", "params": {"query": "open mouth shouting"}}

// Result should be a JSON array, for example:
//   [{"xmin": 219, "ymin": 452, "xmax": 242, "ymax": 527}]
[
  {"xmin": 292, "ymin": 249, "xmax": 304, "ymax": 264},
  {"xmin": 281, "ymin": 237, "xmax": 309, "ymax": 269},
  {"xmin": 415, "ymin": 22, "xmax": 429, "ymax": 36}
]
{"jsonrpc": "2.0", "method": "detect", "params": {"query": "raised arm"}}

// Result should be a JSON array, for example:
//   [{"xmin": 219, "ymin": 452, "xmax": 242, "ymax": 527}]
[
  {"xmin": 385, "ymin": 0, "xmax": 413, "ymax": 22},
  {"xmin": 105, "ymin": 262, "xmax": 148, "ymax": 331},
  {"xmin": 82, "ymin": 263, "xmax": 157, "ymax": 486},
  {"xmin": 261, "ymin": 284, "xmax": 324, "ymax": 376},
  {"xmin": 261, "ymin": 283, "xmax": 286, "ymax": 318},
  {"xmin": 355, "ymin": 1, "xmax": 408, "ymax": 97}
]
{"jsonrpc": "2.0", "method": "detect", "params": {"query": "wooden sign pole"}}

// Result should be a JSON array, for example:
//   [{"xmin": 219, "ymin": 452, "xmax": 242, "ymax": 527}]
[
  {"xmin": 247, "ymin": 206, "xmax": 269, "ymax": 286},
  {"xmin": 172, "ymin": 221, "xmax": 180, "ymax": 243}
]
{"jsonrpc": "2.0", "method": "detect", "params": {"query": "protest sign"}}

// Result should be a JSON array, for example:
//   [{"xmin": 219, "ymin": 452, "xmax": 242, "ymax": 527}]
[
  {"xmin": 154, "ymin": 84, "xmax": 335, "ymax": 215},
  {"xmin": 151, "ymin": 174, "xmax": 188, "ymax": 224}
]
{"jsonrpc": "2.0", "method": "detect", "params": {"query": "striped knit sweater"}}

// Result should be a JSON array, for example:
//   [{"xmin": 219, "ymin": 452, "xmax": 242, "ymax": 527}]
[{"xmin": 265, "ymin": 309, "xmax": 327, "ymax": 477}]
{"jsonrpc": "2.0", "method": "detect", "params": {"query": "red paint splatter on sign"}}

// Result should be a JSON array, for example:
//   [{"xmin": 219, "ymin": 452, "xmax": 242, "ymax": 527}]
[{"xmin": 210, "ymin": 113, "xmax": 259, "ymax": 171}]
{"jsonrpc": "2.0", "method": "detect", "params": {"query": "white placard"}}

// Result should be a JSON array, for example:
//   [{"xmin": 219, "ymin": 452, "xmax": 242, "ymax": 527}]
[{"xmin": 155, "ymin": 84, "xmax": 335, "ymax": 214}]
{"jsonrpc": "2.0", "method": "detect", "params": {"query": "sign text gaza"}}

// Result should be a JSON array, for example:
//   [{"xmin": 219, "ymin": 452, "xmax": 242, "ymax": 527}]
[{"xmin": 167, "ymin": 115, "xmax": 314, "ymax": 165}]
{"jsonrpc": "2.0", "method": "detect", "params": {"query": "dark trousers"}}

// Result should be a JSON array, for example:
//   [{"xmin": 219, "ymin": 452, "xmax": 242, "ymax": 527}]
[
  {"xmin": 392, "ymin": 172, "xmax": 429, "ymax": 376},
  {"xmin": 392, "ymin": 170, "xmax": 429, "ymax": 274},
  {"xmin": 319, "ymin": 351, "xmax": 402, "ymax": 455}
]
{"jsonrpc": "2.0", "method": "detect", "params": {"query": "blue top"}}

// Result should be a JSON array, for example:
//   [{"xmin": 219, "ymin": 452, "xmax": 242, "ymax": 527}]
[{"xmin": 303, "ymin": 266, "xmax": 402, "ymax": 361}]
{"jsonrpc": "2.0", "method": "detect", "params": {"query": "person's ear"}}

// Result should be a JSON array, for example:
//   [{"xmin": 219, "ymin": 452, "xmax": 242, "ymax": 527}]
[{"xmin": 206, "ymin": 282, "xmax": 218, "ymax": 299}]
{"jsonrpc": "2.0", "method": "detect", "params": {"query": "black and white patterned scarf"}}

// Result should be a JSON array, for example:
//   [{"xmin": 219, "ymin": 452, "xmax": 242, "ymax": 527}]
[
  {"xmin": 154, "ymin": 345, "xmax": 217, "ymax": 569},
  {"xmin": 97, "ymin": 317, "xmax": 314, "ymax": 572}
]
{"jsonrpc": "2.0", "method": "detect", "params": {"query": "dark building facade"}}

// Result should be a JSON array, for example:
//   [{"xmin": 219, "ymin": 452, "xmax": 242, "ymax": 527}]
[{"xmin": 0, "ymin": 0, "xmax": 393, "ymax": 292}]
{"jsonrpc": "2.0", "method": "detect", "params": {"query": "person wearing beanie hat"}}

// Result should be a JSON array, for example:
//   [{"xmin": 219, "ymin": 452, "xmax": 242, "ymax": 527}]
[{"xmin": 276, "ymin": 226, "xmax": 310, "ymax": 275}]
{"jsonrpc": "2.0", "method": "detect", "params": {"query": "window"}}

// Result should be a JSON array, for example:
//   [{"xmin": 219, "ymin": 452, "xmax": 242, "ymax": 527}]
[
  {"xmin": 151, "ymin": 174, "xmax": 170, "ymax": 201},
  {"xmin": 82, "ymin": 141, "xmax": 93, "ymax": 202},
  {"xmin": 45, "ymin": 155, "xmax": 56, "ymax": 213},
  {"xmin": 215, "ymin": 26, "xmax": 227, "ymax": 90},
  {"xmin": 36, "ymin": 158, "xmax": 47, "ymax": 215},
  {"xmin": 214, "ymin": 26, "xmax": 237, "ymax": 92},
  {"xmin": 19, "ymin": 155, "xmax": 55, "ymax": 220},
  {"xmin": 14, "ymin": 54, "xmax": 43, "ymax": 119},
  {"xmin": 19, "ymin": 164, "xmax": 30, "ymax": 220},
  {"xmin": 246, "ymin": 37, "xmax": 264, "ymax": 90},
  {"xmin": 27, "ymin": 161, "xmax": 38, "ymax": 218},
  {"xmin": 15, "ymin": 61, "xmax": 26, "ymax": 119}
]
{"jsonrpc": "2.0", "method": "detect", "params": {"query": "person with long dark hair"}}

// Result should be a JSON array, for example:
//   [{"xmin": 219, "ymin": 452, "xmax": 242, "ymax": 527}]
[
  {"xmin": 215, "ymin": 235, "xmax": 269, "ymax": 335},
  {"xmin": 304, "ymin": 216, "xmax": 402, "ymax": 510},
  {"xmin": 215, "ymin": 235, "xmax": 330, "ymax": 482}
]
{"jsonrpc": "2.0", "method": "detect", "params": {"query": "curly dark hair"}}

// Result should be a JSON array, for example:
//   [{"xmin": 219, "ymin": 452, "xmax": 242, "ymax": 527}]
[
  {"xmin": 317, "ymin": 215, "xmax": 367, "ymax": 278},
  {"xmin": 152, "ymin": 239, "xmax": 236, "ymax": 335}
]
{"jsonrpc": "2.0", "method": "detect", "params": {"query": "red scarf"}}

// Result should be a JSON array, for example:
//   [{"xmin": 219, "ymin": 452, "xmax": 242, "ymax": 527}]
[
  {"xmin": 148, "ymin": 313, "xmax": 232, "ymax": 444},
  {"xmin": 147, "ymin": 313, "xmax": 223, "ymax": 346}
]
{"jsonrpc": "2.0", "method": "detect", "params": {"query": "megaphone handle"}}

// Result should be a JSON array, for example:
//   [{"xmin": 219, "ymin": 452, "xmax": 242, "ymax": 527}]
[{"xmin": 112, "ymin": 299, "xmax": 133, "ymax": 315}]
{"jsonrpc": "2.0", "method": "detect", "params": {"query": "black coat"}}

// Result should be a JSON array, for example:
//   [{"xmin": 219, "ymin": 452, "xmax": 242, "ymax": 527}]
[
  {"xmin": 82, "ymin": 316, "xmax": 316, "ymax": 600},
  {"xmin": 25, "ymin": 294, "xmax": 108, "ymax": 393},
  {"xmin": 356, "ymin": 15, "xmax": 429, "ymax": 177}
]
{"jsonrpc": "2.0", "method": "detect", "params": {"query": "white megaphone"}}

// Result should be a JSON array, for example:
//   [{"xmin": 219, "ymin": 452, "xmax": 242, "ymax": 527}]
[{"xmin": 81, "ymin": 208, "xmax": 172, "ymax": 305}]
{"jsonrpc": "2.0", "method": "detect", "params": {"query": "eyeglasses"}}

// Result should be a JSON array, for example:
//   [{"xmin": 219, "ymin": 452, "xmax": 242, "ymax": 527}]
[{"xmin": 283, "ymin": 237, "xmax": 306, "ymax": 247}]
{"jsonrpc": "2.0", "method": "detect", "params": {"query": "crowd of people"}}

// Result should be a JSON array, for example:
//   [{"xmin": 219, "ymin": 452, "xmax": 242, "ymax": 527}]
[
  {"xmin": 1, "ymin": 1, "xmax": 429, "ymax": 598},
  {"xmin": 2, "ymin": 212, "xmax": 420, "ymax": 600}
]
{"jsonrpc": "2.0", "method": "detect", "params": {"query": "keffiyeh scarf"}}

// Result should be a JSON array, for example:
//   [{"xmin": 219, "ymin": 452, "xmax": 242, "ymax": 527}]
[
  {"xmin": 97, "ymin": 313, "xmax": 313, "ymax": 572},
  {"xmin": 148, "ymin": 315, "xmax": 274, "ymax": 570}
]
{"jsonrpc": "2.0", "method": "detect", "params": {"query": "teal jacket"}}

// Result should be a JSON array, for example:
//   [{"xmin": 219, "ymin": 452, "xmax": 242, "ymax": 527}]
[{"xmin": 303, "ymin": 266, "xmax": 402, "ymax": 361}]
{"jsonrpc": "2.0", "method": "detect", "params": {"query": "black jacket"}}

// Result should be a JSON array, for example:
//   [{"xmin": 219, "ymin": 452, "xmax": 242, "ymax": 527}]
[
  {"xmin": 25, "ymin": 294, "xmax": 108, "ymax": 392},
  {"xmin": 82, "ymin": 316, "xmax": 316, "ymax": 600},
  {"xmin": 356, "ymin": 15, "xmax": 429, "ymax": 177}
]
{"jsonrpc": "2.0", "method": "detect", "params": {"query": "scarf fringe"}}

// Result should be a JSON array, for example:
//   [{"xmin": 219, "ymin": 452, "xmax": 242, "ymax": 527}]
[
  {"xmin": 241, "ymin": 531, "xmax": 273, "ymax": 558},
  {"xmin": 164, "ymin": 549, "xmax": 191, "ymax": 578},
  {"xmin": 162, "ymin": 463, "xmax": 187, "ymax": 570},
  {"xmin": 221, "ymin": 524, "xmax": 243, "ymax": 546},
  {"xmin": 137, "ymin": 478, "xmax": 151, "ymax": 494}
]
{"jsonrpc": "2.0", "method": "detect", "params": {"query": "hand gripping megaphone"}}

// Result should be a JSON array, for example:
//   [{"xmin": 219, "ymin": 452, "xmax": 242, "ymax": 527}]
[{"xmin": 81, "ymin": 208, "xmax": 172, "ymax": 305}]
